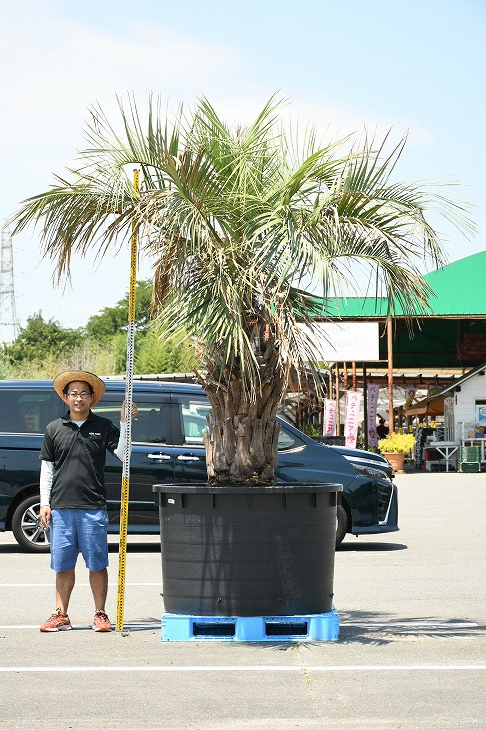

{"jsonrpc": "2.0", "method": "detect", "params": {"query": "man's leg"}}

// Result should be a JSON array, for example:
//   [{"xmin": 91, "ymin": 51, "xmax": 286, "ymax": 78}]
[
  {"xmin": 89, "ymin": 568, "xmax": 108, "ymax": 611},
  {"xmin": 40, "ymin": 510, "xmax": 77, "ymax": 631},
  {"xmin": 50, "ymin": 509, "xmax": 78, "ymax": 613},
  {"xmin": 78, "ymin": 509, "xmax": 110, "ymax": 628},
  {"xmin": 56, "ymin": 569, "xmax": 75, "ymax": 615}
]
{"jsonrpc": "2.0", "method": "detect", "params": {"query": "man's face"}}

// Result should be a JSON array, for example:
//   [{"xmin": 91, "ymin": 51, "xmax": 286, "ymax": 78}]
[{"xmin": 64, "ymin": 380, "xmax": 93, "ymax": 418}]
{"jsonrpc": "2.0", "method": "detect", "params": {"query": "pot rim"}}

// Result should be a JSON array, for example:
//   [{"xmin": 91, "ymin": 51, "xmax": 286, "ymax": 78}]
[{"xmin": 153, "ymin": 482, "xmax": 343, "ymax": 494}]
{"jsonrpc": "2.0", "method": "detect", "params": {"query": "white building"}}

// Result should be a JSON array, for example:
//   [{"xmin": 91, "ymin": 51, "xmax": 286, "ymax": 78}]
[{"xmin": 432, "ymin": 363, "xmax": 486, "ymax": 443}]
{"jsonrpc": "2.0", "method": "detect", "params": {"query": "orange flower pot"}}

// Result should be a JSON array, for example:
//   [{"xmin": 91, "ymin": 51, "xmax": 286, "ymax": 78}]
[{"xmin": 384, "ymin": 452, "xmax": 405, "ymax": 473}]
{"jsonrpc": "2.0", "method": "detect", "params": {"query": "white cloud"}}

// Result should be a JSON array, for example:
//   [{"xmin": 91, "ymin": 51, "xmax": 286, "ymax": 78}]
[
  {"xmin": 1, "ymin": 2, "xmax": 244, "ymax": 332},
  {"xmin": 1, "ymin": 5, "xmax": 241, "ymax": 173}
]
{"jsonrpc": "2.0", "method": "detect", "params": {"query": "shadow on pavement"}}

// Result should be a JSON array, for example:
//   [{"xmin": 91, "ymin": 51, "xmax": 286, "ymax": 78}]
[
  {"xmin": 1, "ymin": 535, "xmax": 406, "ymax": 555},
  {"xmin": 0, "ymin": 543, "xmax": 34, "ymax": 553},
  {"xmin": 253, "ymin": 611, "xmax": 486, "ymax": 651},
  {"xmin": 337, "ymin": 541, "xmax": 407, "ymax": 552},
  {"xmin": 337, "ymin": 610, "xmax": 486, "ymax": 645}
]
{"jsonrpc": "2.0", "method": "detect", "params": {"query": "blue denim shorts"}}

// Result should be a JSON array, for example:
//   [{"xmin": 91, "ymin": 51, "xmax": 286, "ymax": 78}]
[{"xmin": 50, "ymin": 509, "xmax": 109, "ymax": 572}]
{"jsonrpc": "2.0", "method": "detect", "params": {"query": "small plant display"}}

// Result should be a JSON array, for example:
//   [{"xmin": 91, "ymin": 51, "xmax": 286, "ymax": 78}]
[{"xmin": 378, "ymin": 432, "xmax": 415, "ymax": 454}]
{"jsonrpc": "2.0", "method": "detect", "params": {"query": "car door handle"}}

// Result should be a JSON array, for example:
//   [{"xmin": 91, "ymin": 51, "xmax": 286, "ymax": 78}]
[
  {"xmin": 147, "ymin": 453, "xmax": 172, "ymax": 461},
  {"xmin": 177, "ymin": 454, "xmax": 200, "ymax": 461}
]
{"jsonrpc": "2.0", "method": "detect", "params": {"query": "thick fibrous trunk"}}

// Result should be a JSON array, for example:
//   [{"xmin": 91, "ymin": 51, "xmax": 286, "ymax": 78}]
[{"xmin": 198, "ymin": 328, "xmax": 285, "ymax": 486}]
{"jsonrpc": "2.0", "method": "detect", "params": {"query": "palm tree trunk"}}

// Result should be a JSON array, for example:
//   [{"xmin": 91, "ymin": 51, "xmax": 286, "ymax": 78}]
[{"xmin": 198, "ymin": 328, "xmax": 286, "ymax": 486}]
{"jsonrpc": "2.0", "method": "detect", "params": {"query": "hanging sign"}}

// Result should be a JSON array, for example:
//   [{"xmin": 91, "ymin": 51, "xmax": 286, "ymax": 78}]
[
  {"xmin": 458, "ymin": 333, "xmax": 486, "ymax": 361},
  {"xmin": 298, "ymin": 321, "xmax": 380, "ymax": 361},
  {"xmin": 345, "ymin": 391, "xmax": 361, "ymax": 448},
  {"xmin": 367, "ymin": 384, "xmax": 380, "ymax": 447},
  {"xmin": 324, "ymin": 399, "xmax": 337, "ymax": 437},
  {"xmin": 405, "ymin": 388, "xmax": 416, "ymax": 407}
]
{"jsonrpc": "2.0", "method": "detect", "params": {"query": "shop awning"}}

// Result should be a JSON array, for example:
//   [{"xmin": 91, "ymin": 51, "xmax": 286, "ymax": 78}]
[{"xmin": 406, "ymin": 395, "xmax": 445, "ymax": 417}]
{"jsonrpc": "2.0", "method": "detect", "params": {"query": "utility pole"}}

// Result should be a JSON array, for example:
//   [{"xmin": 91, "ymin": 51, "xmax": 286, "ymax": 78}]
[
  {"xmin": 0, "ymin": 228, "xmax": 19, "ymax": 342},
  {"xmin": 387, "ymin": 319, "xmax": 394, "ymax": 433}
]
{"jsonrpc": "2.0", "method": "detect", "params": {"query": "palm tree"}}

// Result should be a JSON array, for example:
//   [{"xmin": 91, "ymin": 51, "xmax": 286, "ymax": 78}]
[{"xmin": 10, "ymin": 96, "xmax": 472, "ymax": 485}]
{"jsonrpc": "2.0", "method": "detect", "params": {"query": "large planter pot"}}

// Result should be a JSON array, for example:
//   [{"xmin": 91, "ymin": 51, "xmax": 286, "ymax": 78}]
[
  {"xmin": 383, "ymin": 452, "xmax": 405, "ymax": 472},
  {"xmin": 153, "ymin": 482, "xmax": 342, "ymax": 617}
]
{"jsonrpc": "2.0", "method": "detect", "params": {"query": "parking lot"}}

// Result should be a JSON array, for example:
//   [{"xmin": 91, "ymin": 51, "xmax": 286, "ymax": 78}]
[{"xmin": 1, "ymin": 472, "xmax": 485, "ymax": 729}]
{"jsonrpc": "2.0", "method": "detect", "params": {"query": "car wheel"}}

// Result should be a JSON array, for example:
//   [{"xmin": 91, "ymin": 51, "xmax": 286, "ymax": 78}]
[
  {"xmin": 335, "ymin": 504, "xmax": 347, "ymax": 547},
  {"xmin": 12, "ymin": 495, "xmax": 50, "ymax": 552}
]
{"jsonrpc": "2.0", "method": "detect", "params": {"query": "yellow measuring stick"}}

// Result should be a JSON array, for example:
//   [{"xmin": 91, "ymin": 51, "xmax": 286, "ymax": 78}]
[{"xmin": 116, "ymin": 169, "xmax": 140, "ymax": 631}]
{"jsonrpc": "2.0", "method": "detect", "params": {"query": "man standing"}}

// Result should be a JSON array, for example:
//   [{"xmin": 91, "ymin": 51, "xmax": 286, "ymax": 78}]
[{"xmin": 38, "ymin": 370, "xmax": 136, "ymax": 633}]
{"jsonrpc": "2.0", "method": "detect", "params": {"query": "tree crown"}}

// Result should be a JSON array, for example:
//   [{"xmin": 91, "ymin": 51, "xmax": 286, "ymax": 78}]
[{"xmin": 10, "ymin": 95, "xmax": 474, "ymax": 397}]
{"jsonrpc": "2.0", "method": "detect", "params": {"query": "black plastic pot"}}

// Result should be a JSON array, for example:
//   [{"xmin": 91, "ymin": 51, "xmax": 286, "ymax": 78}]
[{"xmin": 153, "ymin": 482, "xmax": 342, "ymax": 617}]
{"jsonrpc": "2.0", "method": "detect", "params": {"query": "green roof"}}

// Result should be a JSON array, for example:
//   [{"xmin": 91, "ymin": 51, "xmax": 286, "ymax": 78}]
[{"xmin": 320, "ymin": 250, "xmax": 486, "ymax": 318}]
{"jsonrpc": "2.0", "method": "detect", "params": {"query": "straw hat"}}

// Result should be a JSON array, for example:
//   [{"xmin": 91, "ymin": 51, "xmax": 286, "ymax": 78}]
[{"xmin": 53, "ymin": 370, "xmax": 105, "ymax": 406}]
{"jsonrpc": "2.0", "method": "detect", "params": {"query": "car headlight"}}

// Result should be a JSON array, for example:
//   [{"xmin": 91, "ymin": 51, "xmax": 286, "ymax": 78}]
[{"xmin": 352, "ymin": 463, "xmax": 393, "ymax": 480}]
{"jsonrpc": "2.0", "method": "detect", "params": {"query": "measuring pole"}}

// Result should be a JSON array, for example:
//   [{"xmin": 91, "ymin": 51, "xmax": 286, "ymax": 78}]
[{"xmin": 116, "ymin": 169, "xmax": 140, "ymax": 631}]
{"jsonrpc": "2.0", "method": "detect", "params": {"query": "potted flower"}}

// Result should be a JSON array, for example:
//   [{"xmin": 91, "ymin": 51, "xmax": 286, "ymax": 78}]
[
  {"xmin": 10, "ymin": 96, "xmax": 465, "ymax": 621},
  {"xmin": 378, "ymin": 432, "xmax": 416, "ymax": 472}
]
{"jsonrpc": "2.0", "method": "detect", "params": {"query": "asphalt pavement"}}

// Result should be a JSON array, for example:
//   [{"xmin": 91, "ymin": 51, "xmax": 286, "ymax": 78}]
[{"xmin": 0, "ymin": 472, "xmax": 485, "ymax": 729}]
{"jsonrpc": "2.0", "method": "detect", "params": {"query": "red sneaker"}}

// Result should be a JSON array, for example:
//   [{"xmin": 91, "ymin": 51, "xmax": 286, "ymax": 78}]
[
  {"xmin": 93, "ymin": 610, "xmax": 112, "ymax": 632},
  {"xmin": 40, "ymin": 608, "xmax": 72, "ymax": 632}
]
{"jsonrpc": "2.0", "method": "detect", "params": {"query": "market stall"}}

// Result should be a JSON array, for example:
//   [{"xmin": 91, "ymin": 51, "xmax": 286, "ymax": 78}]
[{"xmin": 406, "ymin": 362, "xmax": 486, "ymax": 472}]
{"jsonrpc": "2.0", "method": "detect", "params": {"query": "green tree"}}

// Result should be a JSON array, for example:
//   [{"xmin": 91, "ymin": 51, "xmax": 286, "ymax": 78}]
[
  {"xmin": 10, "ymin": 97, "xmax": 472, "ymax": 484},
  {"xmin": 3, "ymin": 312, "xmax": 80, "ymax": 366},
  {"xmin": 3, "ymin": 281, "xmax": 191, "ymax": 378},
  {"xmin": 0, "ymin": 351, "xmax": 13, "ymax": 379},
  {"xmin": 135, "ymin": 330, "xmax": 194, "ymax": 374},
  {"xmin": 86, "ymin": 279, "xmax": 153, "ymax": 340}
]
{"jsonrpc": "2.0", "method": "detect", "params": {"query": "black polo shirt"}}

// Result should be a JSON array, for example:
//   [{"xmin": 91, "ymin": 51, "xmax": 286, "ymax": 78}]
[{"xmin": 40, "ymin": 410, "xmax": 120, "ymax": 510}]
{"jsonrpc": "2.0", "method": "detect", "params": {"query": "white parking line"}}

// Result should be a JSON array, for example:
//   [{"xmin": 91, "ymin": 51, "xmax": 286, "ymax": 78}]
[{"xmin": 1, "ymin": 664, "xmax": 486, "ymax": 673}]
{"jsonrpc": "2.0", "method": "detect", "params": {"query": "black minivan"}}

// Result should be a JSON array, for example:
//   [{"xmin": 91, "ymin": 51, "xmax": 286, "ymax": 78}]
[{"xmin": 0, "ymin": 378, "xmax": 398, "ymax": 551}]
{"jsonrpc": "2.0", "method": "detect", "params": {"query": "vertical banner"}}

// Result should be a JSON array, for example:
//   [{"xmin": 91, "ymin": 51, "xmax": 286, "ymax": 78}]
[
  {"xmin": 367, "ymin": 384, "xmax": 380, "ymax": 447},
  {"xmin": 345, "ymin": 391, "xmax": 361, "ymax": 448},
  {"xmin": 324, "ymin": 399, "xmax": 336, "ymax": 437}
]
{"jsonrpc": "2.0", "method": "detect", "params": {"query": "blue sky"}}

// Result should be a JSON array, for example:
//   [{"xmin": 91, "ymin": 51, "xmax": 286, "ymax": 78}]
[{"xmin": 1, "ymin": 0, "xmax": 484, "ymax": 338}]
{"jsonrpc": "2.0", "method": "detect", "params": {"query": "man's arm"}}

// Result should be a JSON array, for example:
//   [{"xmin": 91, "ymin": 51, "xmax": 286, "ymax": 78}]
[
  {"xmin": 110, "ymin": 401, "xmax": 138, "ymax": 462},
  {"xmin": 39, "ymin": 460, "xmax": 54, "ymax": 528},
  {"xmin": 39, "ymin": 425, "xmax": 55, "ymax": 528},
  {"xmin": 113, "ymin": 422, "xmax": 126, "ymax": 462}
]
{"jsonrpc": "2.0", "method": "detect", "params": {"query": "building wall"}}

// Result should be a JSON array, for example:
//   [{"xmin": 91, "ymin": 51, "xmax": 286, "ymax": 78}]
[{"xmin": 454, "ymin": 373, "xmax": 486, "ymax": 438}]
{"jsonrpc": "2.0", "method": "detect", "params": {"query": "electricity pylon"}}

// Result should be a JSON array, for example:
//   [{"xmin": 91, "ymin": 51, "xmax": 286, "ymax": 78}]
[{"xmin": 0, "ymin": 228, "xmax": 20, "ymax": 343}]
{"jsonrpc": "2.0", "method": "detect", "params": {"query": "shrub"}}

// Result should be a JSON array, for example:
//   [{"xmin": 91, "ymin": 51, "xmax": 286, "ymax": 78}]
[{"xmin": 378, "ymin": 432, "xmax": 415, "ymax": 454}]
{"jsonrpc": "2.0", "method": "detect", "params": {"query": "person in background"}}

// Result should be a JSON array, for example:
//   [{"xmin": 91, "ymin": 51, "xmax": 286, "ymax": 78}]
[{"xmin": 376, "ymin": 417, "xmax": 389, "ymax": 439}]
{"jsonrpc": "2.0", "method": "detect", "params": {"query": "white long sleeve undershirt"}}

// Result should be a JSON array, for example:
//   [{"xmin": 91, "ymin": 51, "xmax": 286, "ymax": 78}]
[{"xmin": 40, "ymin": 420, "xmax": 128, "ymax": 506}]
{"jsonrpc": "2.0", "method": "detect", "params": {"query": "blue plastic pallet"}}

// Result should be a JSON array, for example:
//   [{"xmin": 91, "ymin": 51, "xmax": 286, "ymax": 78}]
[{"xmin": 161, "ymin": 607, "xmax": 339, "ymax": 642}]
